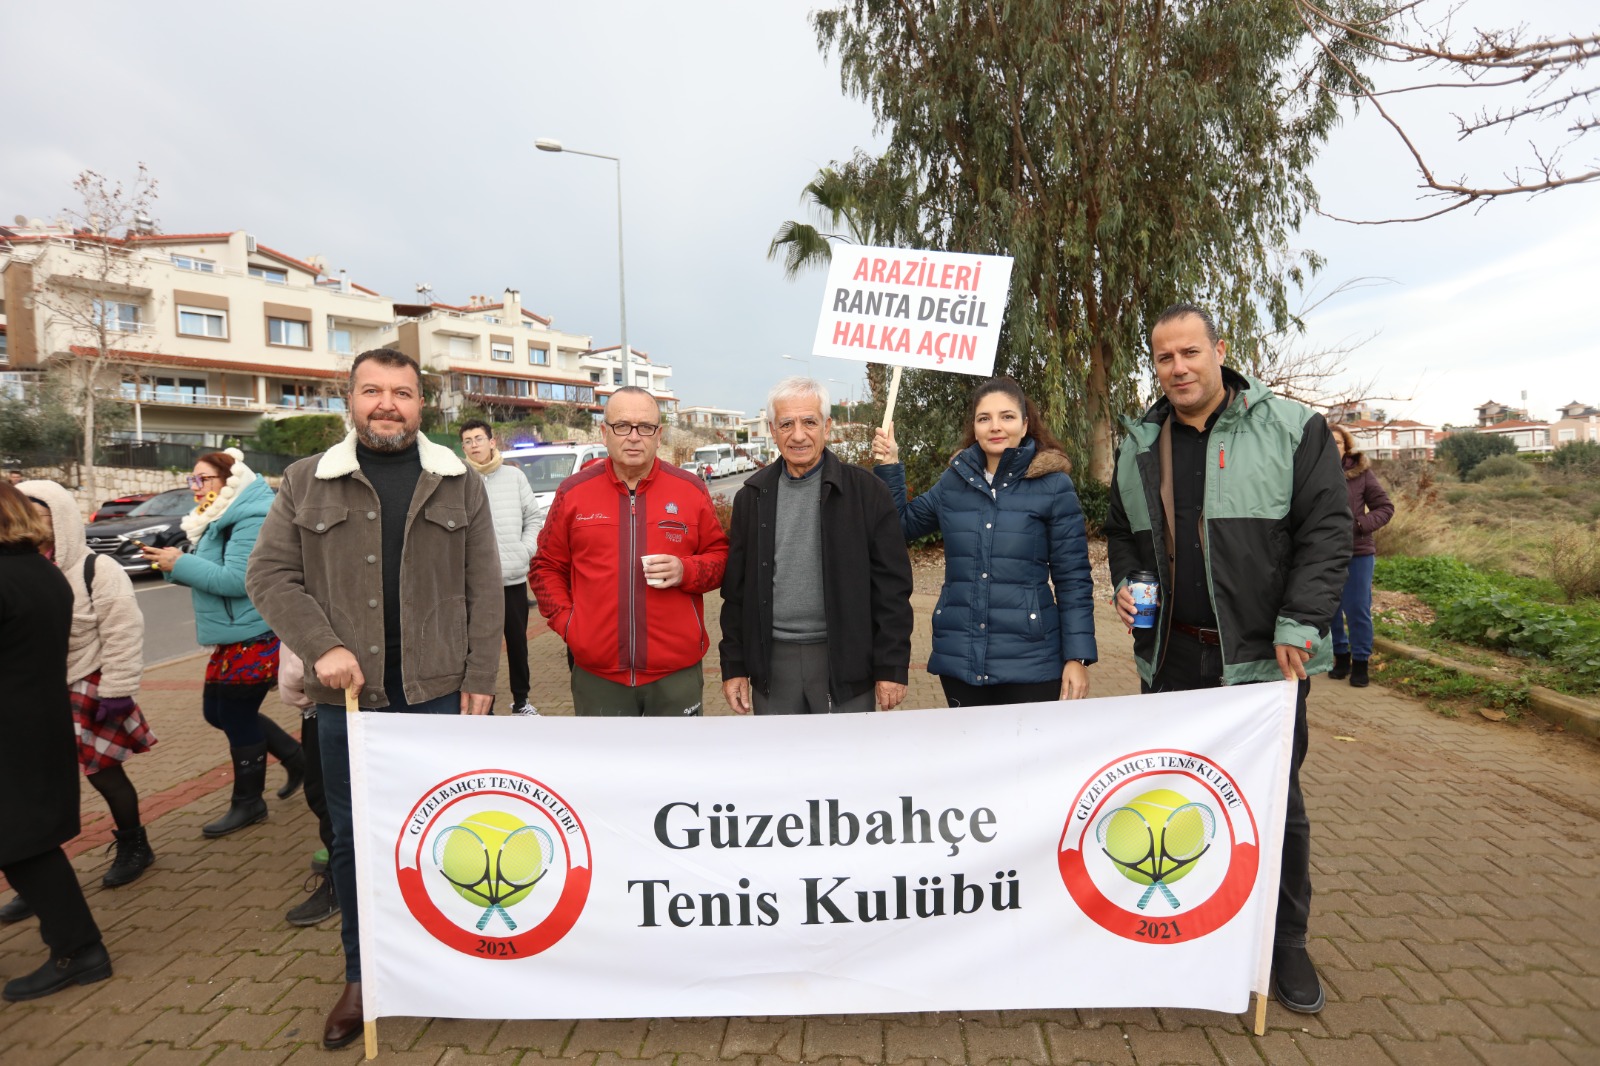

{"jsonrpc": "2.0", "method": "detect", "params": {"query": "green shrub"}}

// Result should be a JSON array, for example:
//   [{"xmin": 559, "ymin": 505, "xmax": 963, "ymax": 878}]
[
  {"xmin": 1549, "ymin": 525, "xmax": 1600, "ymax": 603},
  {"xmin": 1437, "ymin": 431, "xmax": 1517, "ymax": 479},
  {"xmin": 253, "ymin": 414, "xmax": 347, "ymax": 456},
  {"xmin": 1075, "ymin": 477, "xmax": 1110, "ymax": 536},
  {"xmin": 1444, "ymin": 488, "xmax": 1472, "ymax": 505},
  {"xmin": 1551, "ymin": 440, "xmax": 1600, "ymax": 477},
  {"xmin": 1469, "ymin": 454, "xmax": 1528, "ymax": 482}
]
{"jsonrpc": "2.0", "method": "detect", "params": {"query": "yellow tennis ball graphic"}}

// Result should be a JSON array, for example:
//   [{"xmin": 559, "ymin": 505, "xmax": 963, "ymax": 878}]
[
  {"xmin": 1097, "ymin": 788, "xmax": 1214, "ymax": 889},
  {"xmin": 438, "ymin": 811, "xmax": 545, "ymax": 910}
]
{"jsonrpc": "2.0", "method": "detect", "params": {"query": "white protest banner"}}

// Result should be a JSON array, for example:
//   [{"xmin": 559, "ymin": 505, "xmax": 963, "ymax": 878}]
[
  {"xmin": 349, "ymin": 683, "xmax": 1293, "ymax": 1026},
  {"xmin": 811, "ymin": 245, "xmax": 1014, "ymax": 377}
]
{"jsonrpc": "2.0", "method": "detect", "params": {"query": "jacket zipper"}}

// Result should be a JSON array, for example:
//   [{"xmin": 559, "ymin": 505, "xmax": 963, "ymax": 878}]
[{"xmin": 628, "ymin": 489, "xmax": 638, "ymax": 686}]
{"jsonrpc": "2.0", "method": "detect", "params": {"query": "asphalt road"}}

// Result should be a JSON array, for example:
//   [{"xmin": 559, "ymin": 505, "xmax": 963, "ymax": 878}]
[
  {"xmin": 133, "ymin": 574, "xmax": 203, "ymax": 666},
  {"xmin": 707, "ymin": 468, "xmax": 755, "ymax": 499}
]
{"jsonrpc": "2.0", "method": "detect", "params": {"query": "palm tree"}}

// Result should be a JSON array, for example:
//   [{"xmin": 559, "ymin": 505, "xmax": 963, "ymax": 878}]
[{"xmin": 767, "ymin": 153, "xmax": 913, "ymax": 279}]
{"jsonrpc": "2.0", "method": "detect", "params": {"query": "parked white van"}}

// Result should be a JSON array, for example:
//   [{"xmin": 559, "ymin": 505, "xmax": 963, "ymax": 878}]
[
  {"xmin": 501, "ymin": 441, "xmax": 609, "ymax": 509},
  {"xmin": 691, "ymin": 443, "xmax": 736, "ymax": 478}
]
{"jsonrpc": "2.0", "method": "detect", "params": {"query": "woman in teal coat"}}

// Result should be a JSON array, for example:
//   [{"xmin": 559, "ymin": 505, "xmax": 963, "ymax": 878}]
[{"xmin": 141, "ymin": 449, "xmax": 304, "ymax": 836}]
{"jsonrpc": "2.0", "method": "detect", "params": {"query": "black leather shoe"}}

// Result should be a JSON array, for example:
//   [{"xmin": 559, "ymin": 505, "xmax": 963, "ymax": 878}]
[
  {"xmin": 103, "ymin": 827, "xmax": 156, "ymax": 887},
  {"xmin": 1272, "ymin": 944, "xmax": 1325, "ymax": 1014},
  {"xmin": 0, "ymin": 895, "xmax": 35, "ymax": 923},
  {"xmin": 323, "ymin": 980, "xmax": 364, "ymax": 1049},
  {"xmin": 2, "ymin": 942, "xmax": 113, "ymax": 1002},
  {"xmin": 1328, "ymin": 653, "xmax": 1351, "ymax": 681},
  {"xmin": 1350, "ymin": 659, "xmax": 1370, "ymax": 688}
]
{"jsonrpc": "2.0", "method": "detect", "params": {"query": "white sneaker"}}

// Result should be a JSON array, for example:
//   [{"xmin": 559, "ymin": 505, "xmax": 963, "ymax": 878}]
[{"xmin": 513, "ymin": 701, "xmax": 540, "ymax": 717}]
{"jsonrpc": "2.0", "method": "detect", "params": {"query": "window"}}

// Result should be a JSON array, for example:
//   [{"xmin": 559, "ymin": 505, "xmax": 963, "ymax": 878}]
[
  {"xmin": 447, "ymin": 336, "xmax": 474, "ymax": 358},
  {"xmin": 93, "ymin": 299, "xmax": 140, "ymax": 331},
  {"xmin": 491, "ymin": 345, "xmax": 513, "ymax": 362},
  {"xmin": 327, "ymin": 322, "xmax": 353, "ymax": 354},
  {"xmin": 589, "ymin": 371, "xmax": 601, "ymax": 383},
  {"xmin": 529, "ymin": 346, "xmax": 550, "ymax": 366},
  {"xmin": 249, "ymin": 266, "xmax": 288, "ymax": 284},
  {"xmin": 1559, "ymin": 428, "xmax": 1576, "ymax": 442},
  {"xmin": 612, "ymin": 369, "xmax": 623, "ymax": 385},
  {"xmin": 268, "ymin": 317, "xmax": 310, "ymax": 347},
  {"xmin": 535, "ymin": 382, "xmax": 596, "ymax": 403},
  {"xmin": 178, "ymin": 305, "xmax": 227, "ymax": 338},
  {"xmin": 170, "ymin": 254, "xmax": 216, "ymax": 273}
]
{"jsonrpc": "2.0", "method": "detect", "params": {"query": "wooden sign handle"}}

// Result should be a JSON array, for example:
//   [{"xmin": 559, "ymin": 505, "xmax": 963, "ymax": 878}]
[{"xmin": 880, "ymin": 365, "xmax": 903, "ymax": 431}]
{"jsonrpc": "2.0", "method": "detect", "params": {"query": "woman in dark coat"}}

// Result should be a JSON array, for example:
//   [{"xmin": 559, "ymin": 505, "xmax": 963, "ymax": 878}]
[
  {"xmin": 871, "ymin": 376, "xmax": 1097, "ymax": 707},
  {"xmin": 0, "ymin": 481, "xmax": 113, "ymax": 1001},
  {"xmin": 1328, "ymin": 424, "xmax": 1395, "ymax": 687}
]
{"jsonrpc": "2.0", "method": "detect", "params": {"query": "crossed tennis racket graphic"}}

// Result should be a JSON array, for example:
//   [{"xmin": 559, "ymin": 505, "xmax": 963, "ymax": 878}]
[
  {"xmin": 432, "ymin": 817, "xmax": 554, "ymax": 931},
  {"xmin": 1095, "ymin": 798, "xmax": 1216, "ymax": 910}
]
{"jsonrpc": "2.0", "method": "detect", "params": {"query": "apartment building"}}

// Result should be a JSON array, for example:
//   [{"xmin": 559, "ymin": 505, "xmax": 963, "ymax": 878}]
[
  {"xmin": 1477, "ymin": 419, "xmax": 1554, "ymax": 454},
  {"xmin": 1342, "ymin": 419, "xmax": 1438, "ymax": 461},
  {"xmin": 1, "ymin": 226, "xmax": 391, "ymax": 446},
  {"xmin": 381, "ymin": 297, "xmax": 677, "ymax": 422},
  {"xmin": 579, "ymin": 344, "xmax": 676, "ymax": 416},
  {"xmin": 678, "ymin": 405, "xmax": 744, "ymax": 434}
]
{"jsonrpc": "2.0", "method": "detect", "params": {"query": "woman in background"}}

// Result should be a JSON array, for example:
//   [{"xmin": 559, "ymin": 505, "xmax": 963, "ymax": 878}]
[
  {"xmin": 0, "ymin": 481, "xmax": 114, "ymax": 1001},
  {"xmin": 1328, "ymin": 424, "xmax": 1394, "ymax": 687},
  {"xmin": 142, "ymin": 449, "xmax": 303, "ymax": 836},
  {"xmin": 3, "ymin": 479, "xmax": 156, "ymax": 913}
]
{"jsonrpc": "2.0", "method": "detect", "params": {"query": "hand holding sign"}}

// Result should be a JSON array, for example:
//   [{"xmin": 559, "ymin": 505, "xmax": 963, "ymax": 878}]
[{"xmin": 872, "ymin": 423, "xmax": 899, "ymax": 465}]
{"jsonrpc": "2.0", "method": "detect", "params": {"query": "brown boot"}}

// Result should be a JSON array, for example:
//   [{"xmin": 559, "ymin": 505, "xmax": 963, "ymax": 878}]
[{"xmin": 323, "ymin": 980, "xmax": 364, "ymax": 1050}]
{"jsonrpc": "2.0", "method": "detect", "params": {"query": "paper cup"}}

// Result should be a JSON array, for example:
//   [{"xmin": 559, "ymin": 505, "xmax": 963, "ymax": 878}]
[{"xmin": 641, "ymin": 554, "xmax": 672, "ymax": 588}]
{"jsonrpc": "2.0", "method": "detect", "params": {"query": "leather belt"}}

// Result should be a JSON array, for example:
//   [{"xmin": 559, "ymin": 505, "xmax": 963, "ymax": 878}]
[{"xmin": 1172, "ymin": 621, "xmax": 1221, "ymax": 646}]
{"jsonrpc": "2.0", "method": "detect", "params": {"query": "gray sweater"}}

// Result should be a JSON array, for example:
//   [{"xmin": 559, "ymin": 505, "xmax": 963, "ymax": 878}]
[{"xmin": 771, "ymin": 466, "xmax": 827, "ymax": 643}]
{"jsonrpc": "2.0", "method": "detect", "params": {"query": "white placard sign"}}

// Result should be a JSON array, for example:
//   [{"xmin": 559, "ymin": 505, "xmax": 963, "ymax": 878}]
[
  {"xmin": 349, "ymin": 683, "xmax": 1294, "ymax": 1023},
  {"xmin": 811, "ymin": 245, "xmax": 1015, "ymax": 375}
]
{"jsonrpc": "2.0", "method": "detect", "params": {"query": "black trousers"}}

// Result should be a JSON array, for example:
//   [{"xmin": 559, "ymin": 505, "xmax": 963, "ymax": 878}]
[
  {"xmin": 939, "ymin": 675, "xmax": 1060, "ymax": 708},
  {"xmin": 2, "ymin": 848, "xmax": 101, "ymax": 958},
  {"xmin": 1143, "ymin": 630, "xmax": 1313, "ymax": 948},
  {"xmin": 301, "ymin": 713, "xmax": 334, "ymax": 854},
  {"xmin": 503, "ymin": 583, "xmax": 531, "ymax": 705}
]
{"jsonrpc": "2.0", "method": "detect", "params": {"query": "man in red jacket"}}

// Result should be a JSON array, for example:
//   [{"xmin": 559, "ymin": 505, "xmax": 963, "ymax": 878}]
[{"xmin": 531, "ymin": 387, "xmax": 729, "ymax": 715}]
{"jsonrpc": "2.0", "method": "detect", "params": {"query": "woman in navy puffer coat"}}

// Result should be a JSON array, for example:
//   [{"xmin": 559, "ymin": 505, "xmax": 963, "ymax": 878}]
[{"xmin": 872, "ymin": 376, "xmax": 1097, "ymax": 707}]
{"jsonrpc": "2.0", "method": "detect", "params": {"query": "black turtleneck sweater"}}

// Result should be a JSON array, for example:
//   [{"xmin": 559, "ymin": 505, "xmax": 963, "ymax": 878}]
[{"xmin": 356, "ymin": 439, "xmax": 422, "ymax": 695}]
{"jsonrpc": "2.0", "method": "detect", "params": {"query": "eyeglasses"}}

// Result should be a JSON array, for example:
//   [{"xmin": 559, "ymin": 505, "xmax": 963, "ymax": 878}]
[
  {"xmin": 186, "ymin": 474, "xmax": 222, "ymax": 490},
  {"xmin": 604, "ymin": 421, "xmax": 661, "ymax": 437}
]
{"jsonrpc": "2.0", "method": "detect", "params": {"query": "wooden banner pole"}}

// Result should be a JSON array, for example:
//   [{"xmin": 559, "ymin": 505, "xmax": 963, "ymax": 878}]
[
  {"xmin": 1253, "ymin": 990, "xmax": 1268, "ymax": 1035},
  {"xmin": 345, "ymin": 683, "xmax": 379, "ymax": 1061},
  {"xmin": 880, "ymin": 365, "xmax": 903, "ymax": 431}
]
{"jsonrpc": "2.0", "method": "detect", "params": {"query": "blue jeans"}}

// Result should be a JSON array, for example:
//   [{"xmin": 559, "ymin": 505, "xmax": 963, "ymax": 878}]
[
  {"xmin": 316, "ymin": 692, "xmax": 459, "ymax": 982},
  {"xmin": 1331, "ymin": 554, "xmax": 1377, "ymax": 660}
]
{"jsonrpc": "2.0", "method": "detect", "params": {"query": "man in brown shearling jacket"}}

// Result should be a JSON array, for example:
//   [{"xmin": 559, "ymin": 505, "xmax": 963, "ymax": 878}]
[{"xmin": 247, "ymin": 348, "xmax": 501, "ymax": 1050}]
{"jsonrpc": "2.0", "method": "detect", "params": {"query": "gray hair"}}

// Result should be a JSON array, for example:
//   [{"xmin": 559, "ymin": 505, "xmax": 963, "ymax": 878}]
[{"xmin": 766, "ymin": 376, "xmax": 830, "ymax": 424}]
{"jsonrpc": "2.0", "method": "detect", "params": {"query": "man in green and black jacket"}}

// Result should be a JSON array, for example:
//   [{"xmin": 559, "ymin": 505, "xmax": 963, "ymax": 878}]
[{"xmin": 1105, "ymin": 303, "xmax": 1351, "ymax": 1015}]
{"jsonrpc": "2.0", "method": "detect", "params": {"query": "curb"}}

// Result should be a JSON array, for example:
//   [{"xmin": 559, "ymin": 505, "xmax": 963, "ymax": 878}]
[{"xmin": 1373, "ymin": 635, "xmax": 1600, "ymax": 738}]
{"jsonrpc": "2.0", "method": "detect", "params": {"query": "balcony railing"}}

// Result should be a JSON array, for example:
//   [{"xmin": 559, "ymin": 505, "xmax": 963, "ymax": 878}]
[{"xmin": 119, "ymin": 384, "xmax": 257, "ymax": 409}]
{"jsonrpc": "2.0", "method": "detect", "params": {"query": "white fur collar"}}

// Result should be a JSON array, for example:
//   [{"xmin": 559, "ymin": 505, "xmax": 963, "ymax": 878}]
[
  {"xmin": 315, "ymin": 429, "xmax": 465, "ymax": 479},
  {"xmin": 181, "ymin": 449, "xmax": 257, "ymax": 541}
]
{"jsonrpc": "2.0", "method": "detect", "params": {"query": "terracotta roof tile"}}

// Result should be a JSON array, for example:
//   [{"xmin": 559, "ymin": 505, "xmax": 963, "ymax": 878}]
[{"xmin": 67, "ymin": 345, "xmax": 340, "ymax": 379}]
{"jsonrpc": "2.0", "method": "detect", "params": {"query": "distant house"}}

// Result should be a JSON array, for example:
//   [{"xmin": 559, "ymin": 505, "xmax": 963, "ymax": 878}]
[
  {"xmin": 1556, "ymin": 400, "xmax": 1600, "ymax": 421},
  {"xmin": 1550, "ymin": 412, "xmax": 1600, "ymax": 447},
  {"xmin": 1477, "ymin": 419, "xmax": 1553, "ymax": 454},
  {"xmin": 1476, "ymin": 399, "xmax": 1530, "ymax": 427},
  {"xmin": 1343, "ymin": 418, "xmax": 1437, "ymax": 460}
]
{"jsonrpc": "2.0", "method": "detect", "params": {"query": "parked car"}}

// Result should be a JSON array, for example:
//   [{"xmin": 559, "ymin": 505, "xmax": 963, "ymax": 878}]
[
  {"xmin": 90, "ymin": 492, "xmax": 158, "ymax": 523},
  {"xmin": 501, "ymin": 442, "xmax": 610, "ymax": 510},
  {"xmin": 680, "ymin": 458, "xmax": 714, "ymax": 480},
  {"xmin": 85, "ymin": 487, "xmax": 194, "ymax": 574},
  {"xmin": 691, "ymin": 443, "xmax": 736, "ymax": 478}
]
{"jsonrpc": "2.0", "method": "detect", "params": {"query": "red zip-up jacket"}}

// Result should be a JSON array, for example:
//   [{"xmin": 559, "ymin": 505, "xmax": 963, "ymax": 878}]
[{"xmin": 530, "ymin": 458, "xmax": 729, "ymax": 685}]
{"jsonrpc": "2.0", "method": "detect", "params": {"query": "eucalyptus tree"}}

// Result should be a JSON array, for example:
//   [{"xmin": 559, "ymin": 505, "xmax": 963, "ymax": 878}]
[{"xmin": 804, "ymin": 0, "xmax": 1377, "ymax": 485}]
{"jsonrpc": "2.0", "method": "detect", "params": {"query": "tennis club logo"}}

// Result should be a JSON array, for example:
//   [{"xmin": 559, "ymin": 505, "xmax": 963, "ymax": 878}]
[
  {"xmin": 396, "ymin": 770, "xmax": 592, "ymax": 958},
  {"xmin": 1058, "ymin": 750, "xmax": 1260, "ymax": 944}
]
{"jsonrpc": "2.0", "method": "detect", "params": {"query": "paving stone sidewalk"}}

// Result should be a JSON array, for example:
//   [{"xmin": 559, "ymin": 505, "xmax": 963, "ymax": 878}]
[{"xmin": 3, "ymin": 595, "xmax": 1598, "ymax": 1065}]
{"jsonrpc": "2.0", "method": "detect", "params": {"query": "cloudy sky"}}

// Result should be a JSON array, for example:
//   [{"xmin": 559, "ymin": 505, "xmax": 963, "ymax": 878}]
[{"xmin": 5, "ymin": 0, "xmax": 1595, "ymax": 429}]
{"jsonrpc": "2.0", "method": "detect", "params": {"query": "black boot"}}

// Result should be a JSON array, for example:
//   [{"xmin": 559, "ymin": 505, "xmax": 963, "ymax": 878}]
[
  {"xmin": 1328, "ymin": 653, "xmax": 1351, "ymax": 681},
  {"xmin": 260, "ymin": 717, "xmax": 306, "ymax": 800},
  {"xmin": 0, "ymin": 895, "xmax": 34, "ymax": 923},
  {"xmin": 2, "ymin": 942, "xmax": 112, "ymax": 1002},
  {"xmin": 1350, "ymin": 659, "xmax": 1370, "ymax": 688},
  {"xmin": 103, "ymin": 827, "xmax": 155, "ymax": 887},
  {"xmin": 203, "ymin": 743, "xmax": 269, "ymax": 838}
]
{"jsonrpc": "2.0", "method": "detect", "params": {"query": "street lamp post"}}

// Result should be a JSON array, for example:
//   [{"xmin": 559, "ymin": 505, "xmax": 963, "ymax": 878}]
[
  {"xmin": 781, "ymin": 353, "xmax": 811, "ymax": 377},
  {"xmin": 536, "ymin": 137, "xmax": 632, "ymax": 391}
]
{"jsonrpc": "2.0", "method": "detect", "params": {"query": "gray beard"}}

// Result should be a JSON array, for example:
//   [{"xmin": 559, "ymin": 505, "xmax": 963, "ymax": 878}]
[{"xmin": 357, "ymin": 420, "xmax": 418, "ymax": 452}]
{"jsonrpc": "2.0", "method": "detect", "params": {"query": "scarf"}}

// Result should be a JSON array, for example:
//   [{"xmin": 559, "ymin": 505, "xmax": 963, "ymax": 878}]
[
  {"xmin": 464, "ymin": 448, "xmax": 503, "ymax": 476},
  {"xmin": 180, "ymin": 448, "xmax": 258, "ymax": 541}
]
